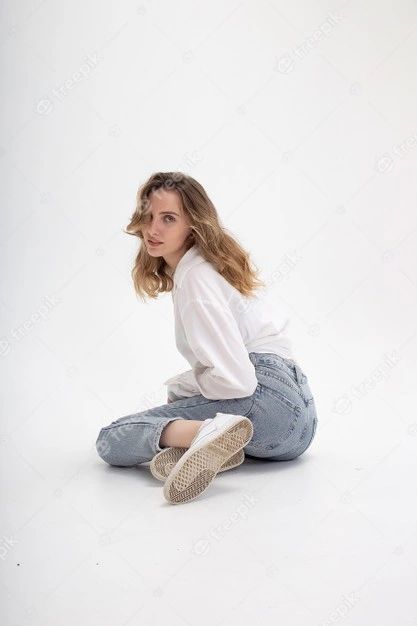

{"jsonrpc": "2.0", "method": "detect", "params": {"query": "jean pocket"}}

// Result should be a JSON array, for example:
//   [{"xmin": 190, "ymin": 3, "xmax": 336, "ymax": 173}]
[
  {"xmin": 256, "ymin": 366, "xmax": 306, "ymax": 407},
  {"xmin": 248, "ymin": 384, "xmax": 303, "ymax": 450},
  {"xmin": 260, "ymin": 384, "xmax": 300, "ymax": 412}
]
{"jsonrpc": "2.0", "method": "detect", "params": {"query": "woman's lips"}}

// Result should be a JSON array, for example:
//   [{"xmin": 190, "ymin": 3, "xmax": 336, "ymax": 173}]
[{"xmin": 148, "ymin": 239, "xmax": 163, "ymax": 246}]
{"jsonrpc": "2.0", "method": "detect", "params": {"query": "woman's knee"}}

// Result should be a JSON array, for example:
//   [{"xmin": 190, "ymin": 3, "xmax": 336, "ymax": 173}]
[
  {"xmin": 95, "ymin": 423, "xmax": 145, "ymax": 467},
  {"xmin": 95, "ymin": 428, "xmax": 114, "ymax": 464}
]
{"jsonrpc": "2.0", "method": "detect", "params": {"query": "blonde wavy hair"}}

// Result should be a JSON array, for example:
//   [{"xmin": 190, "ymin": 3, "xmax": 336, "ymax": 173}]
[{"xmin": 124, "ymin": 171, "xmax": 266, "ymax": 301}]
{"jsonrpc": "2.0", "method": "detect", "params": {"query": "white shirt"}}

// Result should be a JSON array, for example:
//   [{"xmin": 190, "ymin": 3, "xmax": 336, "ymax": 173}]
[{"xmin": 163, "ymin": 244, "xmax": 294, "ymax": 401}]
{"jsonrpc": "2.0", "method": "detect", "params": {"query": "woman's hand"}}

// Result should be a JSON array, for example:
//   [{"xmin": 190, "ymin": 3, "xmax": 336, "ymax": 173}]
[{"xmin": 167, "ymin": 391, "xmax": 189, "ymax": 403}]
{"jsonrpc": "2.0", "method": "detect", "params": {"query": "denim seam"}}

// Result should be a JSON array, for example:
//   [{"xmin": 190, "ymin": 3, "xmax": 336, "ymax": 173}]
[
  {"xmin": 256, "ymin": 367, "xmax": 308, "ymax": 404},
  {"xmin": 273, "ymin": 414, "xmax": 317, "ymax": 459},
  {"xmin": 168, "ymin": 397, "xmax": 217, "ymax": 409},
  {"xmin": 244, "ymin": 390, "xmax": 258, "ymax": 417},
  {"xmin": 256, "ymin": 363, "xmax": 298, "ymax": 386},
  {"xmin": 259, "ymin": 384, "xmax": 300, "ymax": 412},
  {"xmin": 249, "ymin": 408, "xmax": 302, "ymax": 450},
  {"xmin": 248, "ymin": 384, "xmax": 302, "ymax": 450}
]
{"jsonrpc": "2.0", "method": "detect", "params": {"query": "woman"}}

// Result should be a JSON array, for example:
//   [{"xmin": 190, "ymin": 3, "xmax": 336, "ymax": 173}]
[{"xmin": 95, "ymin": 171, "xmax": 318, "ymax": 504}]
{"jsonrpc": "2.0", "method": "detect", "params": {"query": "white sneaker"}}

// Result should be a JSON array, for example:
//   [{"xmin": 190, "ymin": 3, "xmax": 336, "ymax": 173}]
[
  {"xmin": 150, "ymin": 446, "xmax": 245, "ymax": 481},
  {"xmin": 162, "ymin": 413, "xmax": 254, "ymax": 504}
]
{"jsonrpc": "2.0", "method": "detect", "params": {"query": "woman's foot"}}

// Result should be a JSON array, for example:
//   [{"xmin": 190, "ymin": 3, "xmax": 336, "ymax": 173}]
[{"xmin": 162, "ymin": 413, "xmax": 254, "ymax": 505}]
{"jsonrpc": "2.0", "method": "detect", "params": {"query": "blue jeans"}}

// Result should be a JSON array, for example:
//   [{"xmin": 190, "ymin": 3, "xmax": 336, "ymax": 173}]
[{"xmin": 95, "ymin": 352, "xmax": 318, "ymax": 466}]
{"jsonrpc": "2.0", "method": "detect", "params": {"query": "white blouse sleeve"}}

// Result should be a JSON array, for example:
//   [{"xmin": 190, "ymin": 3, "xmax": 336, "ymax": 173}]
[{"xmin": 180, "ymin": 297, "xmax": 258, "ymax": 400}]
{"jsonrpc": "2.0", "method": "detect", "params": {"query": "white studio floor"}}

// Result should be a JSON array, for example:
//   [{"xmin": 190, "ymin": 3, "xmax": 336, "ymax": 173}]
[{"xmin": 1, "ymin": 402, "xmax": 416, "ymax": 626}]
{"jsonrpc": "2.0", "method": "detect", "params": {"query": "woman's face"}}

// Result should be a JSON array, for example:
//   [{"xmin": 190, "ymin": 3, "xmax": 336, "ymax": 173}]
[{"xmin": 142, "ymin": 188, "xmax": 193, "ymax": 268}]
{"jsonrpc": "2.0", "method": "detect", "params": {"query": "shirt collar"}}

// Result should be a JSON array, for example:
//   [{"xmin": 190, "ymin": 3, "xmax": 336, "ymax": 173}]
[{"xmin": 171, "ymin": 244, "xmax": 206, "ymax": 290}]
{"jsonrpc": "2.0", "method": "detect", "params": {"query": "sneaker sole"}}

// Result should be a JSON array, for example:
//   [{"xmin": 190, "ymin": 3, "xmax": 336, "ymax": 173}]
[
  {"xmin": 150, "ymin": 447, "xmax": 245, "ymax": 481},
  {"xmin": 162, "ymin": 417, "xmax": 253, "ymax": 504}
]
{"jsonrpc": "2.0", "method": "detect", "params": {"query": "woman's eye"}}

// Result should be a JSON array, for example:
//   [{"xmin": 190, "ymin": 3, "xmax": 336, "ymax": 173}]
[{"xmin": 141, "ymin": 214, "xmax": 175, "ymax": 223}]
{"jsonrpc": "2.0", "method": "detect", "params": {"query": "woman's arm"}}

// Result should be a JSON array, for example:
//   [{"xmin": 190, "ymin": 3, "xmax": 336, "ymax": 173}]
[{"xmin": 180, "ymin": 297, "xmax": 258, "ymax": 400}]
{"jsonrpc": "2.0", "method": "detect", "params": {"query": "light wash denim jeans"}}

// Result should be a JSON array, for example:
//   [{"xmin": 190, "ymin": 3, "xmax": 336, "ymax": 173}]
[{"xmin": 95, "ymin": 352, "xmax": 318, "ymax": 466}]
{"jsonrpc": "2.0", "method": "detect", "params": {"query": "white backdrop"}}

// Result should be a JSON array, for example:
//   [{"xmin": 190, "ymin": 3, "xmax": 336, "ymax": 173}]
[{"xmin": 1, "ymin": 1, "xmax": 417, "ymax": 624}]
